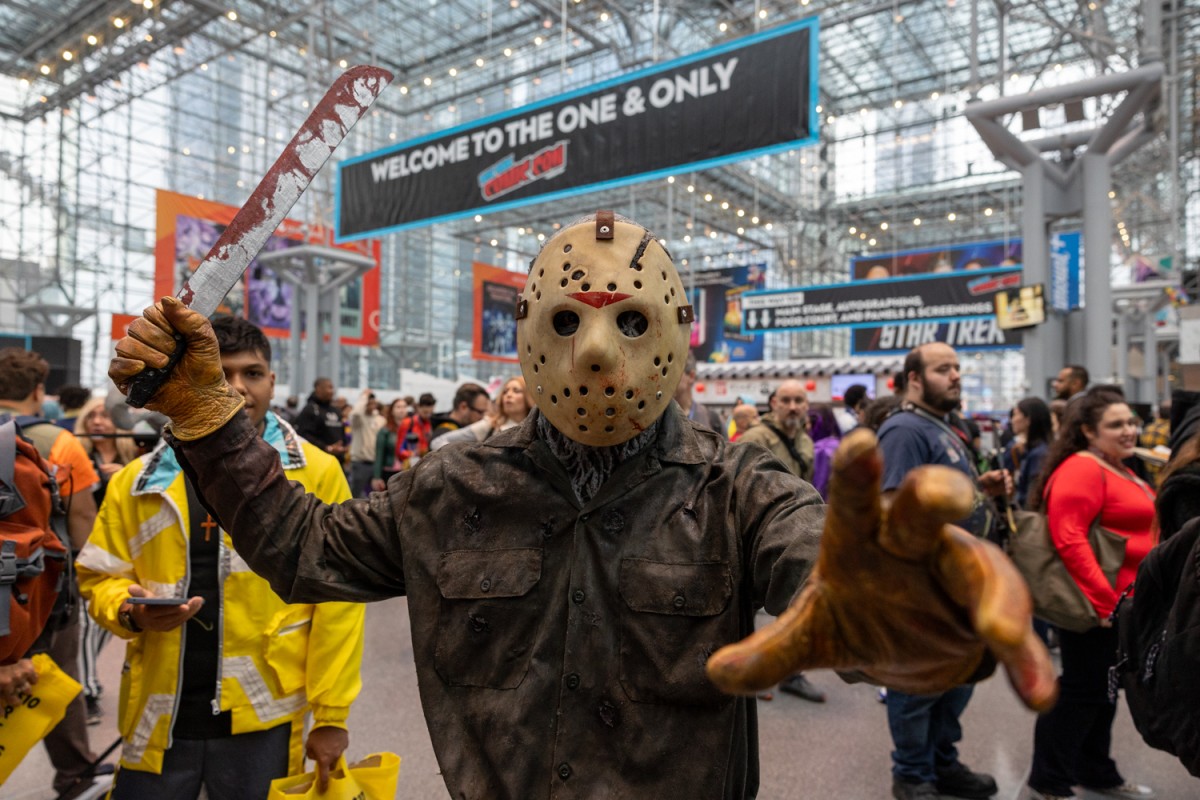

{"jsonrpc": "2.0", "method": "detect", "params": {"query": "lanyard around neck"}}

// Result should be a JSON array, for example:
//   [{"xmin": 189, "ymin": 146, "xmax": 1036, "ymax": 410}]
[{"xmin": 903, "ymin": 403, "xmax": 978, "ymax": 476}]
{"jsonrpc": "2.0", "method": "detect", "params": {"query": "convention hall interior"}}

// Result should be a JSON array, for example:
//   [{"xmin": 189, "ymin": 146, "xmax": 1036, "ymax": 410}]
[{"xmin": 1, "ymin": 0, "xmax": 1199, "ymax": 798}]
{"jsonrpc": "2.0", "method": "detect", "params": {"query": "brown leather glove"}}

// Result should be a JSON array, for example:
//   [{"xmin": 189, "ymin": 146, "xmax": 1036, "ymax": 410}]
[
  {"xmin": 109, "ymin": 296, "xmax": 244, "ymax": 441},
  {"xmin": 706, "ymin": 428, "xmax": 1058, "ymax": 713}
]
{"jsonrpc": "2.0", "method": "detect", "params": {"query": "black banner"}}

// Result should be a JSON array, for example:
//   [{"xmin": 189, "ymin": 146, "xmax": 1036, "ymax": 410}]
[
  {"xmin": 336, "ymin": 19, "xmax": 817, "ymax": 239},
  {"xmin": 852, "ymin": 320, "xmax": 1022, "ymax": 354},
  {"xmin": 741, "ymin": 267, "xmax": 1023, "ymax": 333}
]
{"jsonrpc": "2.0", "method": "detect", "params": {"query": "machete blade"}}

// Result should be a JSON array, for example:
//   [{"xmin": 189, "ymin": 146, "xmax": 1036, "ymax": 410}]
[{"xmin": 126, "ymin": 65, "xmax": 392, "ymax": 407}]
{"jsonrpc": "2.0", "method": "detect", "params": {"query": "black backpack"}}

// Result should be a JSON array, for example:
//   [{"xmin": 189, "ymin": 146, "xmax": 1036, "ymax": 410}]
[{"xmin": 1111, "ymin": 516, "xmax": 1200, "ymax": 777}]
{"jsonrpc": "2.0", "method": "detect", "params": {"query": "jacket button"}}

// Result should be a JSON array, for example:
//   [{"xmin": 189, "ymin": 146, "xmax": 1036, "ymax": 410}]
[
  {"xmin": 558, "ymin": 763, "xmax": 572, "ymax": 780},
  {"xmin": 572, "ymin": 589, "xmax": 585, "ymax": 604},
  {"xmin": 672, "ymin": 594, "xmax": 686, "ymax": 609},
  {"xmin": 480, "ymin": 579, "xmax": 491, "ymax": 592},
  {"xmin": 603, "ymin": 509, "xmax": 625, "ymax": 532},
  {"xmin": 566, "ymin": 673, "xmax": 580, "ymax": 690}
]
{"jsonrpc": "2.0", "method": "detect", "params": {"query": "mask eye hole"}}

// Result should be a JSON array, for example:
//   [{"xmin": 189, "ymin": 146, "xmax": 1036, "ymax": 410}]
[
  {"xmin": 616, "ymin": 310, "xmax": 648, "ymax": 338},
  {"xmin": 553, "ymin": 310, "xmax": 580, "ymax": 336}
]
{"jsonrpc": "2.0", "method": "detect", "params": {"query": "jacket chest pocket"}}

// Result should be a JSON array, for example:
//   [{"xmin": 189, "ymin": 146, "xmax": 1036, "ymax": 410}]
[
  {"xmin": 618, "ymin": 558, "xmax": 734, "ymax": 707},
  {"xmin": 263, "ymin": 609, "xmax": 313, "ymax": 696},
  {"xmin": 434, "ymin": 548, "xmax": 543, "ymax": 689}
]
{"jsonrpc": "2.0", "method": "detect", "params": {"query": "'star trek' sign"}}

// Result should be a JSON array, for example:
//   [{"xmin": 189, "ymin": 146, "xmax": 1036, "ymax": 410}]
[
  {"xmin": 335, "ymin": 18, "xmax": 818, "ymax": 239},
  {"xmin": 852, "ymin": 319, "xmax": 1021, "ymax": 353}
]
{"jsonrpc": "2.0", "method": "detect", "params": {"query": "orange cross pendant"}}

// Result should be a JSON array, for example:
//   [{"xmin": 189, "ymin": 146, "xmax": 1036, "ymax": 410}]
[{"xmin": 200, "ymin": 514, "xmax": 218, "ymax": 543}]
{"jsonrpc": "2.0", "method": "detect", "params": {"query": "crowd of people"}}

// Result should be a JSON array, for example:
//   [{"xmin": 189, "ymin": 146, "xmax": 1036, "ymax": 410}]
[
  {"xmin": 269, "ymin": 375, "xmax": 538, "ymax": 500},
  {"xmin": 1, "ymin": 215, "xmax": 1196, "ymax": 800}
]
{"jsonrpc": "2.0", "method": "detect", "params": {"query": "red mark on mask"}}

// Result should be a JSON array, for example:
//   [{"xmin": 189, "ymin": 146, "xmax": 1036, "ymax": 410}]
[{"xmin": 569, "ymin": 291, "xmax": 630, "ymax": 308}]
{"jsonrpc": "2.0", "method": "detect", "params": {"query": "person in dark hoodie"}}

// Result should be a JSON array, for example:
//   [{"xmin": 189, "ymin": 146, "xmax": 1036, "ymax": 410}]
[
  {"xmin": 1152, "ymin": 389, "xmax": 1200, "ymax": 541},
  {"xmin": 1167, "ymin": 389, "xmax": 1200, "ymax": 456},
  {"xmin": 294, "ymin": 377, "xmax": 346, "ymax": 459}
]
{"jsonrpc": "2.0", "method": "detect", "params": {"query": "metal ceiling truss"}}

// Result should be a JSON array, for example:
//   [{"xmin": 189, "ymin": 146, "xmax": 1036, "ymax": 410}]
[{"xmin": 0, "ymin": 0, "xmax": 1196, "ymax": 392}]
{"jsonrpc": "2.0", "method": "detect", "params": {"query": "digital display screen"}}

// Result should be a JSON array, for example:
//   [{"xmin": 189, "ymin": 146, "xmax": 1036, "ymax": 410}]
[{"xmin": 830, "ymin": 373, "xmax": 875, "ymax": 401}]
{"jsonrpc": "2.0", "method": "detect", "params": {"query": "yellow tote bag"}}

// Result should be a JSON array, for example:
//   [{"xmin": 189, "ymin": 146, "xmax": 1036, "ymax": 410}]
[
  {"xmin": 0, "ymin": 653, "xmax": 82, "ymax": 784},
  {"xmin": 267, "ymin": 752, "xmax": 401, "ymax": 800}
]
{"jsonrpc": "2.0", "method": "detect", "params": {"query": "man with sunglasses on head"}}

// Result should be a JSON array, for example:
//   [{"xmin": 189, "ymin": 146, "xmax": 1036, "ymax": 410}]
[{"xmin": 430, "ymin": 383, "xmax": 490, "ymax": 442}]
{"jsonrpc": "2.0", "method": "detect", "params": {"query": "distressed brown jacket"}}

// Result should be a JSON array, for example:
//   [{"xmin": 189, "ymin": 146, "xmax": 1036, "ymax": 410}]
[{"xmin": 176, "ymin": 405, "xmax": 825, "ymax": 800}]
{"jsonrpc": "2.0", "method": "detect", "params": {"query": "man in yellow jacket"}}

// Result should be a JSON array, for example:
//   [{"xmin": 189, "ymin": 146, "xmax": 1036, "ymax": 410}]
[{"xmin": 77, "ymin": 316, "xmax": 365, "ymax": 799}]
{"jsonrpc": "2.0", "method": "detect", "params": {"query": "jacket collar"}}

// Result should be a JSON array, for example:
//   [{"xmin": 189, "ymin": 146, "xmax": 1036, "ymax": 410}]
[
  {"xmin": 133, "ymin": 411, "xmax": 305, "ymax": 495},
  {"xmin": 487, "ymin": 403, "xmax": 708, "ymax": 466},
  {"xmin": 759, "ymin": 411, "xmax": 805, "ymax": 442}
]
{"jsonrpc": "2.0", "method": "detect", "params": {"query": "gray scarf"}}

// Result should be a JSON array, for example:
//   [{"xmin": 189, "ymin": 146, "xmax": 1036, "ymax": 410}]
[{"xmin": 537, "ymin": 414, "xmax": 660, "ymax": 504}]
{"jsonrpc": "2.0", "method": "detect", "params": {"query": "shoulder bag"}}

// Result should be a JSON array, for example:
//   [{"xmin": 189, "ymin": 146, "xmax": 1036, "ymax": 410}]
[{"xmin": 1007, "ymin": 454, "xmax": 1131, "ymax": 633}]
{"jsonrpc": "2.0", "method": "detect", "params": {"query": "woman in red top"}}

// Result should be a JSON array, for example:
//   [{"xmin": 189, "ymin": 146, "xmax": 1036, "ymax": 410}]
[{"xmin": 1022, "ymin": 389, "xmax": 1157, "ymax": 800}]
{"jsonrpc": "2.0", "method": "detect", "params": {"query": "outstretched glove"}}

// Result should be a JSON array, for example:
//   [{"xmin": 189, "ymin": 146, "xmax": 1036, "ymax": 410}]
[
  {"xmin": 109, "ymin": 297, "xmax": 244, "ymax": 441},
  {"xmin": 706, "ymin": 428, "xmax": 1058, "ymax": 713}
]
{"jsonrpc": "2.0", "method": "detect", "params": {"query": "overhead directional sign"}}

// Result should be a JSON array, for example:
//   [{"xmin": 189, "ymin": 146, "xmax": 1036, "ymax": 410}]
[
  {"xmin": 740, "ymin": 292, "xmax": 805, "ymax": 333},
  {"xmin": 741, "ymin": 267, "xmax": 1022, "ymax": 334}
]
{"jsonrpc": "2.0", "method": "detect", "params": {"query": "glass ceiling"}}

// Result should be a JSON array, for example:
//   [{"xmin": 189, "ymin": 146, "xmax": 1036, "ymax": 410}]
[{"xmin": 0, "ymin": 0, "xmax": 1196, "ymax": 404}]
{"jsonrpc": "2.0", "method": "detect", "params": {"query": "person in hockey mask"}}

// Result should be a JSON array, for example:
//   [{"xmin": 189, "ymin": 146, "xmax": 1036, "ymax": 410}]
[
  {"xmin": 515, "ymin": 211, "xmax": 693, "ymax": 496},
  {"xmin": 109, "ymin": 211, "xmax": 1055, "ymax": 800}
]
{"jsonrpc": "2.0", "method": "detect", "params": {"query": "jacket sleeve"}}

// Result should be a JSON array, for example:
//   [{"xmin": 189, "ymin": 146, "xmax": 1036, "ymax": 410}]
[
  {"xmin": 175, "ymin": 412, "xmax": 407, "ymax": 605},
  {"xmin": 49, "ymin": 432, "xmax": 101, "ymax": 497},
  {"xmin": 301, "ymin": 451, "xmax": 364, "ymax": 728},
  {"xmin": 730, "ymin": 443, "xmax": 826, "ymax": 615},
  {"xmin": 305, "ymin": 601, "xmax": 365, "ymax": 728},
  {"xmin": 75, "ymin": 462, "xmax": 141, "ymax": 640},
  {"xmin": 736, "ymin": 426, "xmax": 783, "ymax": 471},
  {"xmin": 430, "ymin": 418, "xmax": 491, "ymax": 451},
  {"xmin": 309, "ymin": 445, "xmax": 353, "ymax": 505},
  {"xmin": 1046, "ymin": 456, "xmax": 1117, "ymax": 616}
]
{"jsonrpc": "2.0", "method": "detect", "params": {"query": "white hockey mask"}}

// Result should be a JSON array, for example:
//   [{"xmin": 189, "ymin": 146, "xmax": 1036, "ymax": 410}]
[{"xmin": 517, "ymin": 212, "xmax": 694, "ymax": 447}]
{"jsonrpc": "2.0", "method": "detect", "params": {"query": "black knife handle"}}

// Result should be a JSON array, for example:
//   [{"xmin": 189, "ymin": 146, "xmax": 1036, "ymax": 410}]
[{"xmin": 125, "ymin": 333, "xmax": 186, "ymax": 409}]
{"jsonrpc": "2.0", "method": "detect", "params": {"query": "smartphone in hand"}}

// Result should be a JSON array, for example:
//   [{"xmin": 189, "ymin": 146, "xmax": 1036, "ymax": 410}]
[{"xmin": 126, "ymin": 596, "xmax": 187, "ymax": 606}]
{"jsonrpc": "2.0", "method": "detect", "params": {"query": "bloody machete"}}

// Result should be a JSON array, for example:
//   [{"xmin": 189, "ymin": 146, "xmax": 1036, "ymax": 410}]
[{"xmin": 125, "ymin": 64, "xmax": 393, "ymax": 408}]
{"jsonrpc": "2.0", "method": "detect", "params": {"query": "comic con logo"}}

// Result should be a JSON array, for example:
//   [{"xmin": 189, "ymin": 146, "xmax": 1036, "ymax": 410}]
[{"xmin": 477, "ymin": 140, "xmax": 568, "ymax": 201}]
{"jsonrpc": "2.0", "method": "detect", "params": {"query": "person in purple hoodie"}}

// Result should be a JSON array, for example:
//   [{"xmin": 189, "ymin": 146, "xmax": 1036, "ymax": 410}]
[{"xmin": 808, "ymin": 404, "xmax": 842, "ymax": 500}]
